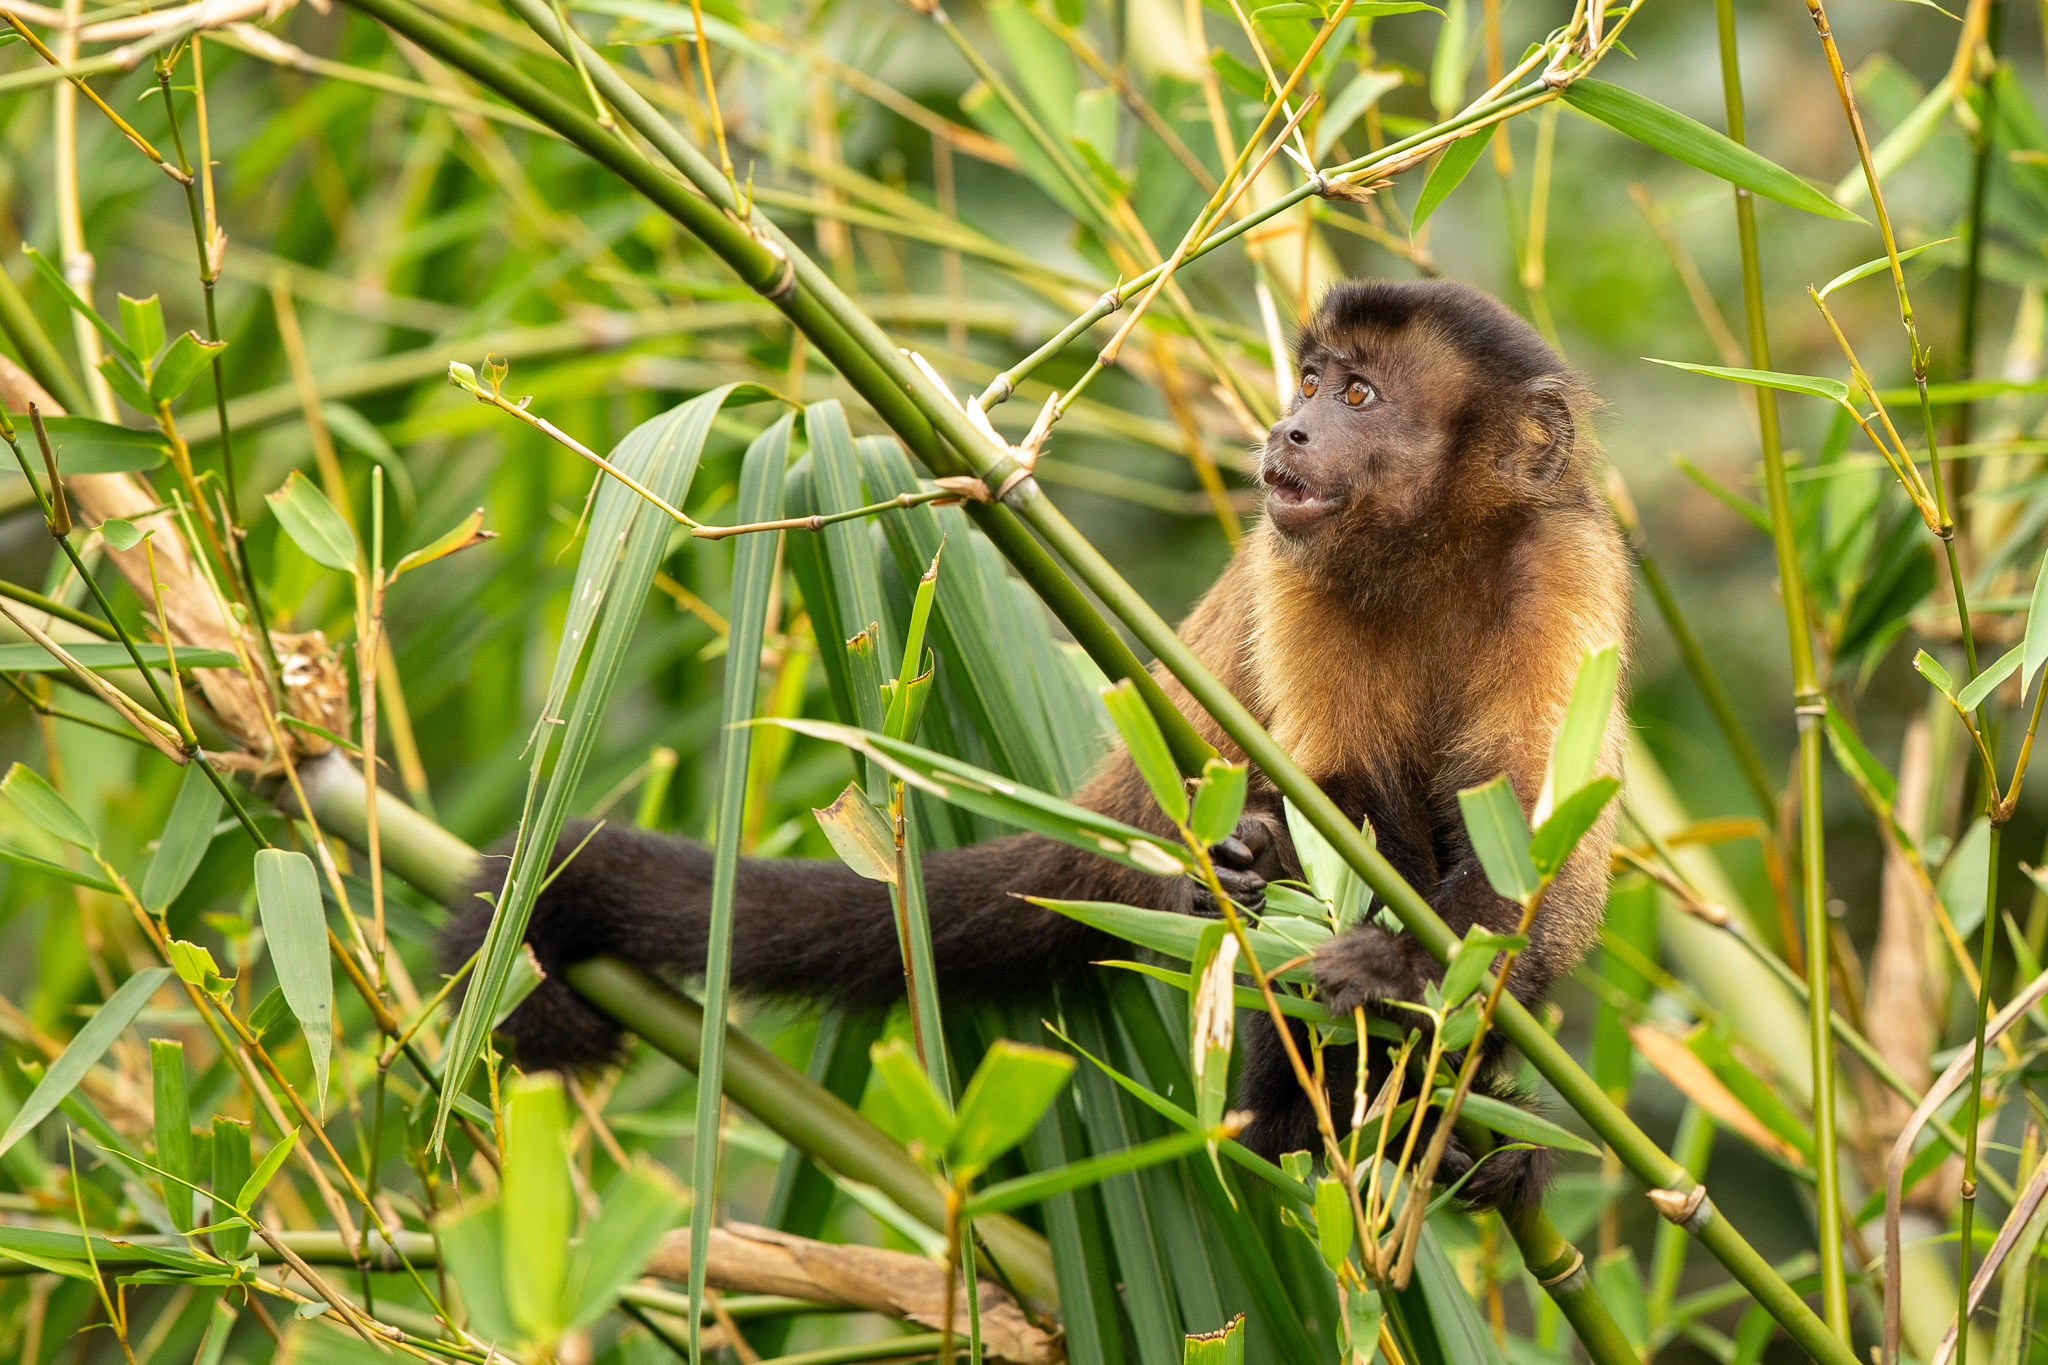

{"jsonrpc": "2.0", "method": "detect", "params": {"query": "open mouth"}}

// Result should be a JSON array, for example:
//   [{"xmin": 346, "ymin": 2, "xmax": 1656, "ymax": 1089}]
[{"xmin": 1261, "ymin": 465, "xmax": 1337, "ymax": 513}]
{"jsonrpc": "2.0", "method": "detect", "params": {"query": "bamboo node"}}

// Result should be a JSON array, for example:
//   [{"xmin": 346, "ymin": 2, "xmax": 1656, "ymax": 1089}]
[
  {"xmin": 1646, "ymin": 1183, "xmax": 1711, "ymax": 1231},
  {"xmin": 933, "ymin": 475, "xmax": 993, "ymax": 503},
  {"xmin": 1097, "ymin": 289, "xmax": 1124, "ymax": 314},
  {"xmin": 757, "ymin": 241, "xmax": 797, "ymax": 301},
  {"xmin": 994, "ymin": 469, "xmax": 1035, "ymax": 505},
  {"xmin": 1533, "ymin": 1247, "xmax": 1585, "ymax": 1290}
]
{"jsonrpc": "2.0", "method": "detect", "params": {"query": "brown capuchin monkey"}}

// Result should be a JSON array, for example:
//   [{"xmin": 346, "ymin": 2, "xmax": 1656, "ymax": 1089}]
[{"xmin": 445, "ymin": 278, "xmax": 1630, "ymax": 1211}]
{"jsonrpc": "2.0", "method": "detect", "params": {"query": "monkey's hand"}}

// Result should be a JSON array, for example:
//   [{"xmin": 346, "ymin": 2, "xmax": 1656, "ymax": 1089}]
[{"xmin": 1188, "ymin": 818, "xmax": 1270, "ymax": 918}]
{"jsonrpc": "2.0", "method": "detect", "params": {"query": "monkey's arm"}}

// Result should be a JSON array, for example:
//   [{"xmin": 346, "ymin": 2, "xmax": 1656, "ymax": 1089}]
[{"xmin": 441, "ymin": 820, "xmax": 1171, "ymax": 1072}]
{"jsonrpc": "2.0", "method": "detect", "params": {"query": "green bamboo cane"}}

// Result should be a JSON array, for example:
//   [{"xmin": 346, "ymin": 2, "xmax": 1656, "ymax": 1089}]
[
  {"xmin": 1504, "ymin": 1202, "xmax": 1644, "ymax": 1365},
  {"xmin": 1713, "ymin": 0, "xmax": 1848, "ymax": 1337},
  {"xmin": 325, "ymin": 5, "xmax": 1856, "ymax": 1355}
]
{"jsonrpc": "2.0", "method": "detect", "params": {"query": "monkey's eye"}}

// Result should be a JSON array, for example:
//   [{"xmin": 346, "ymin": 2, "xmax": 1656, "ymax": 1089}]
[
  {"xmin": 1344, "ymin": 381, "xmax": 1377, "ymax": 407},
  {"xmin": 1299, "ymin": 373, "xmax": 1319, "ymax": 400}
]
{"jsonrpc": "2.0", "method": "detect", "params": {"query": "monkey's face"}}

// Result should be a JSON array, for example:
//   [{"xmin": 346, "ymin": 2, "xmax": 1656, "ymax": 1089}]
[
  {"xmin": 1261, "ymin": 281, "xmax": 1587, "ymax": 554},
  {"xmin": 1258, "ymin": 339, "xmax": 1453, "ymax": 541}
]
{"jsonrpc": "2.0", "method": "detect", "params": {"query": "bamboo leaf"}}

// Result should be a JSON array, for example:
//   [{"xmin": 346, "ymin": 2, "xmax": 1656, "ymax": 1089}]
[
  {"xmin": 1914, "ymin": 648, "xmax": 1956, "ymax": 697},
  {"xmin": 253, "ymin": 849, "xmax": 333, "ymax": 1103},
  {"xmin": 3, "ymin": 762, "xmax": 97, "ymax": 851},
  {"xmin": 770, "ymin": 717, "xmax": 1192, "ymax": 876},
  {"xmin": 141, "ymin": 762, "xmax": 225, "ymax": 912},
  {"xmin": 210, "ymin": 1116, "xmax": 251, "ymax": 1258},
  {"xmin": 118, "ymin": 293, "xmax": 165, "ymax": 370},
  {"xmin": 1189, "ymin": 759, "xmax": 1248, "ymax": 848},
  {"xmin": 150, "ymin": 1040, "xmax": 194, "ymax": 1231},
  {"xmin": 1035, "ymin": 896, "xmax": 1328, "ymax": 983},
  {"xmin": 266, "ymin": 471, "xmax": 359, "ymax": 574},
  {"xmin": 812, "ymin": 781, "xmax": 898, "ymax": 883},
  {"xmin": 23, "ymin": 245, "xmax": 136, "ymax": 370},
  {"xmin": 389, "ymin": 508, "xmax": 493, "ymax": 580},
  {"xmin": 1102, "ymin": 677, "xmax": 1188, "ymax": 822},
  {"xmin": 1535, "ymin": 642, "xmax": 1620, "ymax": 825},
  {"xmin": 1529, "ymin": 775, "xmax": 1620, "ymax": 879},
  {"xmin": 1817, "ymin": 238, "xmax": 1955, "ymax": 298},
  {"xmin": 2024, "ymin": 546, "xmax": 2048, "ymax": 694},
  {"xmin": 964, "ymin": 1127, "xmax": 1216, "ymax": 1217},
  {"xmin": 1563, "ymin": 79, "xmax": 1865, "ymax": 221},
  {"xmin": 0, "ymin": 643, "xmax": 235, "ymax": 673},
  {"xmin": 564, "ymin": 1162, "xmax": 688, "ymax": 1331},
  {"xmin": 1441, "ymin": 924, "xmax": 1524, "ymax": 1005},
  {"xmin": 1186, "ymin": 1313, "xmax": 1248, "ymax": 1365},
  {"xmin": 33, "ymin": 417, "xmax": 169, "ymax": 475},
  {"xmin": 148, "ymin": 332, "xmax": 229, "ymax": 404},
  {"xmin": 503, "ymin": 1075, "xmax": 573, "ymax": 1339},
  {"xmin": 436, "ymin": 387, "xmax": 740, "ymax": 1151},
  {"xmin": 438, "ymin": 1201, "xmax": 518, "ymax": 1344},
  {"xmin": 1957, "ymin": 643, "xmax": 2024, "ymax": 711},
  {"xmin": 1456, "ymin": 775, "xmax": 1537, "ymax": 902},
  {"xmin": 1449, "ymin": 1090, "xmax": 1601, "ymax": 1156},
  {"xmin": 0, "ymin": 843, "xmax": 115, "ymax": 892},
  {"xmin": 687, "ymin": 414, "xmax": 790, "ymax": 1363},
  {"xmin": 1314, "ymin": 1178, "xmax": 1353, "ymax": 1272},
  {"xmin": 869, "ymin": 1036, "xmax": 955, "ymax": 1153},
  {"xmin": 1646, "ymin": 358, "xmax": 1853, "ymax": 405},
  {"xmin": 0, "ymin": 968, "xmax": 169, "ymax": 1157},
  {"xmin": 950, "ymin": 1040, "xmax": 1076, "ymax": 1175},
  {"xmin": 1411, "ymin": 129, "xmax": 1489, "ymax": 230}
]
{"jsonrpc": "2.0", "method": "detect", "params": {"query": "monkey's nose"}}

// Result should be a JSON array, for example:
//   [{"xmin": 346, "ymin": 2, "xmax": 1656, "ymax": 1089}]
[{"xmin": 1285, "ymin": 423, "xmax": 1310, "ymax": 446}]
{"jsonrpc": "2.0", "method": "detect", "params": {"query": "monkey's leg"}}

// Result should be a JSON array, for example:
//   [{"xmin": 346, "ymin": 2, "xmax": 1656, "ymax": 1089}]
[{"xmin": 443, "ymin": 821, "xmax": 1136, "ymax": 1072}]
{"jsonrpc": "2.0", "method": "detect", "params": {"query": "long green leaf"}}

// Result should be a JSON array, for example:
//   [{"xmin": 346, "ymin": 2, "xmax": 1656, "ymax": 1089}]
[
  {"xmin": 1411, "ymin": 129, "xmax": 1489, "ymax": 230},
  {"xmin": 689, "ymin": 413, "xmax": 789, "ymax": 1365},
  {"xmin": 0, "ymin": 644, "xmax": 236, "ymax": 673},
  {"xmin": 1645, "ymin": 358, "xmax": 1852, "ymax": 405},
  {"xmin": 1456, "ymin": 775, "xmax": 1537, "ymax": 902},
  {"xmin": 1102, "ymin": 678, "xmax": 1187, "ymax": 823},
  {"xmin": 2024, "ymin": 547, "xmax": 2048, "ymax": 695},
  {"xmin": 3, "ymin": 763, "xmax": 98, "ymax": 851},
  {"xmin": 1563, "ymin": 79, "xmax": 1863, "ymax": 221},
  {"xmin": 141, "ymin": 762, "xmax": 225, "ymax": 912},
  {"xmin": 504, "ymin": 1075, "xmax": 573, "ymax": 1339},
  {"xmin": 265, "ymin": 471, "xmax": 359, "ymax": 574},
  {"xmin": 150, "ymin": 1040, "xmax": 194, "ymax": 1231},
  {"xmin": 965, "ymin": 1126, "xmax": 1212, "ymax": 1217},
  {"xmin": 1036, "ymin": 897, "xmax": 1327, "ymax": 982},
  {"xmin": 565, "ymin": 1162, "xmax": 688, "ymax": 1331},
  {"xmin": 253, "ymin": 849, "xmax": 333, "ymax": 1103},
  {"xmin": 435, "ymin": 386, "xmax": 740, "ymax": 1149},
  {"xmin": 0, "ymin": 967, "xmax": 170, "ymax": 1157},
  {"xmin": 33, "ymin": 416, "xmax": 170, "ymax": 475},
  {"xmin": 951, "ymin": 1041, "xmax": 1076, "ymax": 1176},
  {"xmin": 1537, "ymin": 642, "xmax": 1620, "ymax": 824},
  {"xmin": 769, "ymin": 718, "xmax": 1190, "ymax": 876}
]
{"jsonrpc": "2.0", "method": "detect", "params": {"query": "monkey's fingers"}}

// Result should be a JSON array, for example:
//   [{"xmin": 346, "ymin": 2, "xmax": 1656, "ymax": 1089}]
[
  {"xmin": 1210, "ymin": 834, "xmax": 1258, "ymax": 869},
  {"xmin": 1190, "ymin": 865, "xmax": 1266, "ymax": 918}
]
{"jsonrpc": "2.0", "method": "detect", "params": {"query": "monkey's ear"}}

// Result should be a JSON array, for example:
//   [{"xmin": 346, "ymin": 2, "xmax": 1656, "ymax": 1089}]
[{"xmin": 1510, "ymin": 376, "xmax": 1577, "ymax": 486}]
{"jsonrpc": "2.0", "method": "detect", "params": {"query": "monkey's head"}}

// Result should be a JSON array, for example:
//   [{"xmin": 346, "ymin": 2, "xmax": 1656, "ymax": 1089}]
[{"xmin": 1259, "ymin": 280, "xmax": 1592, "ymax": 556}]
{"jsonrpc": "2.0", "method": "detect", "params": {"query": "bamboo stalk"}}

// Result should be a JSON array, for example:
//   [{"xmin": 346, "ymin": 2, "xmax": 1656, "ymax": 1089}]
[{"xmin": 1713, "ymin": 0, "xmax": 1848, "ymax": 1338}]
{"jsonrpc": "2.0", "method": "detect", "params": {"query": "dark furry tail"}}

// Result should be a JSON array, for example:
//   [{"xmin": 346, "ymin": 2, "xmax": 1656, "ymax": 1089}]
[
  {"xmin": 440, "ymin": 820, "xmax": 1120, "ymax": 1073},
  {"xmin": 1231, "ymin": 1013, "xmax": 1554, "ymax": 1211}
]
